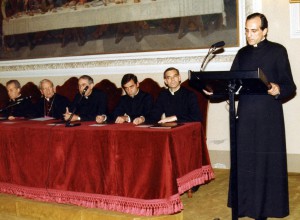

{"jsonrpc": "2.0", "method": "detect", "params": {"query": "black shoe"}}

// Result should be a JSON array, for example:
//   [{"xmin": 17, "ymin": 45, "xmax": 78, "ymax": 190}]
[{"xmin": 191, "ymin": 185, "xmax": 200, "ymax": 193}]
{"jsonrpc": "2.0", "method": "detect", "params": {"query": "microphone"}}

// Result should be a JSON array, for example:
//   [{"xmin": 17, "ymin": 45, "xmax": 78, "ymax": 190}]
[
  {"xmin": 16, "ymin": 96, "xmax": 32, "ymax": 103},
  {"xmin": 0, "ymin": 96, "xmax": 32, "ymax": 112},
  {"xmin": 200, "ymin": 41, "xmax": 226, "ymax": 71},
  {"xmin": 211, "ymin": 41, "xmax": 225, "ymax": 48},
  {"xmin": 81, "ymin": 86, "xmax": 89, "ymax": 96},
  {"xmin": 65, "ymin": 87, "xmax": 88, "ymax": 127}
]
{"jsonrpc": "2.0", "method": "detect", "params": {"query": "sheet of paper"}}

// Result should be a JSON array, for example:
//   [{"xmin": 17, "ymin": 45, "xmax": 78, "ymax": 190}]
[
  {"xmin": 47, "ymin": 123, "xmax": 64, "ymax": 126},
  {"xmin": 89, "ymin": 124, "xmax": 107, "ymax": 127},
  {"xmin": 135, "ymin": 124, "xmax": 153, "ymax": 128},
  {"xmin": 31, "ymin": 117, "xmax": 55, "ymax": 121}
]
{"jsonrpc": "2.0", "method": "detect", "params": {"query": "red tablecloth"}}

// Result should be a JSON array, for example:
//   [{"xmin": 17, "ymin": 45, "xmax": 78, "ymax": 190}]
[{"xmin": 0, "ymin": 120, "xmax": 214, "ymax": 216}]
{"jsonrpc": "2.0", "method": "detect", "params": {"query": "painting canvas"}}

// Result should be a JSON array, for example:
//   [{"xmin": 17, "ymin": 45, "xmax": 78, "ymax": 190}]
[{"xmin": 0, "ymin": 0, "xmax": 238, "ymax": 61}]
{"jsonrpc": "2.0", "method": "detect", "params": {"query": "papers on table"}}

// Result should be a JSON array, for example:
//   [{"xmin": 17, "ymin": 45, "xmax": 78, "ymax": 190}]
[
  {"xmin": 89, "ymin": 124, "xmax": 107, "ymax": 127},
  {"xmin": 135, "ymin": 124, "xmax": 153, "ymax": 128},
  {"xmin": 30, "ymin": 117, "xmax": 55, "ymax": 121}
]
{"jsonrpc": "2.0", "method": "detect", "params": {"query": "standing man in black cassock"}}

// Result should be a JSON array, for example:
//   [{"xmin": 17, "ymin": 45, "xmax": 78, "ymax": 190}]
[
  {"xmin": 64, "ymin": 75, "xmax": 107, "ymax": 123},
  {"xmin": 150, "ymin": 67, "xmax": 202, "ymax": 123},
  {"xmin": 110, "ymin": 73, "xmax": 153, "ymax": 125},
  {"xmin": 228, "ymin": 13, "xmax": 296, "ymax": 220}
]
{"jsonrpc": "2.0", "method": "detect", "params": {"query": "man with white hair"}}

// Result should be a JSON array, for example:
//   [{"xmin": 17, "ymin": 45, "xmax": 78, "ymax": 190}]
[{"xmin": 36, "ymin": 79, "xmax": 69, "ymax": 119}]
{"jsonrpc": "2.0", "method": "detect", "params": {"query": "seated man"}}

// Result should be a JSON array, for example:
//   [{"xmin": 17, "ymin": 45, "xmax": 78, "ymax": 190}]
[
  {"xmin": 150, "ymin": 67, "xmax": 202, "ymax": 123},
  {"xmin": 2, "ymin": 80, "xmax": 35, "ymax": 120},
  {"xmin": 64, "ymin": 75, "xmax": 107, "ymax": 122},
  {"xmin": 35, "ymin": 79, "xmax": 69, "ymax": 119},
  {"xmin": 110, "ymin": 73, "xmax": 153, "ymax": 125},
  {"xmin": 150, "ymin": 67, "xmax": 202, "ymax": 193}
]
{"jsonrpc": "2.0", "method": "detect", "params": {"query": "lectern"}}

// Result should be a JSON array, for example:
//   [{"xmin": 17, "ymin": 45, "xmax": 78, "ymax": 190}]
[{"xmin": 189, "ymin": 69, "xmax": 270, "ymax": 220}]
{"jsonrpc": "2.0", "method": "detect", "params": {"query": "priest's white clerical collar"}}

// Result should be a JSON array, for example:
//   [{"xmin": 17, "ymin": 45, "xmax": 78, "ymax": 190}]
[
  {"xmin": 169, "ymin": 86, "xmax": 180, "ymax": 95},
  {"xmin": 45, "ymin": 94, "xmax": 55, "ymax": 101},
  {"xmin": 253, "ymin": 37, "xmax": 266, "ymax": 47},
  {"xmin": 12, "ymin": 94, "xmax": 22, "ymax": 101},
  {"xmin": 129, "ymin": 89, "xmax": 139, "ymax": 98},
  {"xmin": 84, "ymin": 90, "xmax": 93, "ymax": 99}
]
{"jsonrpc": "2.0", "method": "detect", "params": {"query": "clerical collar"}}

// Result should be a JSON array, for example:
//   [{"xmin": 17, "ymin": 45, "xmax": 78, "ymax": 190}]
[
  {"xmin": 169, "ymin": 86, "xmax": 180, "ymax": 95},
  {"xmin": 45, "ymin": 94, "xmax": 55, "ymax": 102},
  {"xmin": 12, "ymin": 94, "xmax": 22, "ymax": 101},
  {"xmin": 84, "ymin": 90, "xmax": 93, "ymax": 99},
  {"xmin": 129, "ymin": 89, "xmax": 139, "ymax": 98},
  {"xmin": 253, "ymin": 38, "xmax": 266, "ymax": 48}
]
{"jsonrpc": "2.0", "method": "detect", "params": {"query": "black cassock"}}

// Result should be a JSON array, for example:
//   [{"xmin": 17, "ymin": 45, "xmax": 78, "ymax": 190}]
[
  {"xmin": 229, "ymin": 39, "xmax": 296, "ymax": 219},
  {"xmin": 2, "ymin": 95, "xmax": 35, "ymax": 119},
  {"xmin": 151, "ymin": 86, "xmax": 202, "ymax": 123},
  {"xmin": 70, "ymin": 89, "xmax": 107, "ymax": 121},
  {"xmin": 35, "ymin": 93, "xmax": 70, "ymax": 120},
  {"xmin": 111, "ymin": 90, "xmax": 153, "ymax": 123}
]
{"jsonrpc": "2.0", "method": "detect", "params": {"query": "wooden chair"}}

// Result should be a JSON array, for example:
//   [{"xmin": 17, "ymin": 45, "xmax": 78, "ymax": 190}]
[
  {"xmin": 181, "ymin": 80, "xmax": 209, "ymax": 135},
  {"xmin": 0, "ymin": 84, "xmax": 9, "ymax": 110},
  {"xmin": 56, "ymin": 77, "xmax": 78, "ymax": 102},
  {"xmin": 139, "ymin": 78, "xmax": 163, "ymax": 102},
  {"xmin": 94, "ymin": 79, "xmax": 123, "ymax": 115},
  {"xmin": 181, "ymin": 80, "xmax": 209, "ymax": 198},
  {"xmin": 21, "ymin": 82, "xmax": 41, "ymax": 104}
]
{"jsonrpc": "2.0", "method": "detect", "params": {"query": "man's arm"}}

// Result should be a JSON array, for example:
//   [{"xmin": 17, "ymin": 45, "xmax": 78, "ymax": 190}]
[{"xmin": 175, "ymin": 91, "xmax": 202, "ymax": 122}]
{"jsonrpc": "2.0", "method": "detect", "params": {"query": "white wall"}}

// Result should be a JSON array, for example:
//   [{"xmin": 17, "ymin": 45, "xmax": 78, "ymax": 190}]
[{"xmin": 261, "ymin": 1, "xmax": 300, "ymax": 155}]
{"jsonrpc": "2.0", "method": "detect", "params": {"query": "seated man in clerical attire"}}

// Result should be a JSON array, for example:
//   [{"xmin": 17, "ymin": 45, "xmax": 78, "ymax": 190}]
[
  {"xmin": 2, "ymin": 80, "xmax": 35, "ymax": 120},
  {"xmin": 110, "ymin": 73, "xmax": 153, "ymax": 125},
  {"xmin": 35, "ymin": 79, "xmax": 69, "ymax": 119},
  {"xmin": 64, "ymin": 75, "xmax": 107, "ymax": 122},
  {"xmin": 150, "ymin": 67, "xmax": 202, "ymax": 123}
]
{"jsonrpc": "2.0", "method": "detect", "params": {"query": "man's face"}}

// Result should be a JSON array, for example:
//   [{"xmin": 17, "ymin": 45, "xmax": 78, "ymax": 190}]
[
  {"xmin": 245, "ymin": 16, "xmax": 268, "ymax": 46},
  {"xmin": 6, "ymin": 83, "xmax": 20, "ymax": 100},
  {"xmin": 164, "ymin": 69, "xmax": 181, "ymax": 90},
  {"xmin": 78, "ymin": 78, "xmax": 93, "ymax": 96},
  {"xmin": 123, "ymin": 79, "xmax": 139, "ymax": 97},
  {"xmin": 40, "ymin": 81, "xmax": 55, "ymax": 99}
]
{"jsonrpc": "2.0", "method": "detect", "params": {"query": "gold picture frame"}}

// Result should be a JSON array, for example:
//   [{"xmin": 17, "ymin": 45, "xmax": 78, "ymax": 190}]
[{"xmin": 290, "ymin": 0, "xmax": 300, "ymax": 3}]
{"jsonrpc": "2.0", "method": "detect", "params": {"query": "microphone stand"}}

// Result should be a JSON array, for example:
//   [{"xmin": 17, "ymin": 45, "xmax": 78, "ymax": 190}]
[
  {"xmin": 0, "ymin": 102, "xmax": 20, "ymax": 112},
  {"xmin": 200, "ymin": 47, "xmax": 215, "ymax": 72},
  {"xmin": 65, "ymin": 86, "xmax": 88, "ymax": 127},
  {"xmin": 0, "ymin": 97, "xmax": 30, "ymax": 113},
  {"xmin": 200, "ymin": 47, "xmax": 222, "ymax": 72},
  {"xmin": 65, "ymin": 106, "xmax": 81, "ymax": 127},
  {"xmin": 200, "ymin": 41, "xmax": 225, "ymax": 72}
]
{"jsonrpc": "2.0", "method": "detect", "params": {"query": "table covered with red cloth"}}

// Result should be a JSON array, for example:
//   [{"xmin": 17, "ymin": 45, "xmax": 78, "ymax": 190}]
[{"xmin": 0, "ymin": 120, "xmax": 214, "ymax": 216}]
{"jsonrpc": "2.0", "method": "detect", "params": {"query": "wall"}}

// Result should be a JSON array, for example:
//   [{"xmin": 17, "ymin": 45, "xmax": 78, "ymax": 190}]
[{"xmin": 264, "ymin": 1, "xmax": 300, "ymax": 172}]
